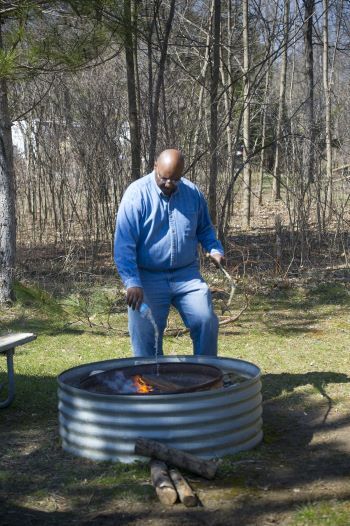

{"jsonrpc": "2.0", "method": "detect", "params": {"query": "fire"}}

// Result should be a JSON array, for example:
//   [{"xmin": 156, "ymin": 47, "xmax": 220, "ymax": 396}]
[{"xmin": 132, "ymin": 375, "xmax": 154, "ymax": 394}]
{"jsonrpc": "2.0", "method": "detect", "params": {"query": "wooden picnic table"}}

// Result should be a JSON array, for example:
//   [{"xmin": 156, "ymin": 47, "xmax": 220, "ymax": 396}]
[{"xmin": 0, "ymin": 333, "xmax": 37, "ymax": 408}]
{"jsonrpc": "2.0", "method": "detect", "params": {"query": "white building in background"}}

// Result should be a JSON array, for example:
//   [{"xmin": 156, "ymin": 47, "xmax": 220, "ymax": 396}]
[
  {"xmin": 11, "ymin": 119, "xmax": 41, "ymax": 159},
  {"xmin": 12, "ymin": 120, "xmax": 28, "ymax": 158}
]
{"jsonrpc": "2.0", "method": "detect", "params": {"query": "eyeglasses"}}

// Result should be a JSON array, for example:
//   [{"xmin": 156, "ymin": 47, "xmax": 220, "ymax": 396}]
[{"xmin": 156, "ymin": 171, "xmax": 181, "ymax": 186}]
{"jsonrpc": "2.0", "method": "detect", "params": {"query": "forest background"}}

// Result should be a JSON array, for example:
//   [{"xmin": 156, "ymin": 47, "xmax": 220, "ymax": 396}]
[{"xmin": 0, "ymin": 0, "xmax": 349, "ymax": 303}]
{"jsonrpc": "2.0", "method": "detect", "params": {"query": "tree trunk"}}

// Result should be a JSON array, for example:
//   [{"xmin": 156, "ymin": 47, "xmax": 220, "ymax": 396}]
[
  {"xmin": 322, "ymin": 0, "xmax": 332, "ymax": 212},
  {"xmin": 258, "ymin": 3, "xmax": 278, "ymax": 205},
  {"xmin": 303, "ymin": 0, "xmax": 315, "ymax": 185},
  {"xmin": 147, "ymin": 0, "xmax": 176, "ymax": 171},
  {"xmin": 218, "ymin": 0, "xmax": 235, "ymax": 236},
  {"xmin": 272, "ymin": 0, "xmax": 290, "ymax": 201},
  {"xmin": 258, "ymin": 66, "xmax": 270, "ymax": 205},
  {"xmin": 191, "ymin": 1, "xmax": 213, "ymax": 183},
  {"xmin": 0, "ymin": 22, "xmax": 16, "ymax": 304},
  {"xmin": 208, "ymin": 0, "xmax": 221, "ymax": 225},
  {"xmin": 242, "ymin": 0, "xmax": 251, "ymax": 229},
  {"xmin": 124, "ymin": 0, "xmax": 141, "ymax": 181}
]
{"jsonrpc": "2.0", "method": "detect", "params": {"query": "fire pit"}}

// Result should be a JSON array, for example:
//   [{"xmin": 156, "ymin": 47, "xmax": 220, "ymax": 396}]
[
  {"xmin": 58, "ymin": 356, "xmax": 262, "ymax": 462},
  {"xmin": 79, "ymin": 362, "xmax": 224, "ymax": 395}
]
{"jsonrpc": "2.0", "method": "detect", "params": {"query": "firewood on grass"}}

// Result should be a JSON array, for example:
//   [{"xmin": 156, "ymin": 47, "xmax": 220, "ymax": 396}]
[
  {"xmin": 135, "ymin": 437, "xmax": 218, "ymax": 479},
  {"xmin": 150, "ymin": 459, "xmax": 178, "ymax": 506},
  {"xmin": 169, "ymin": 468, "xmax": 197, "ymax": 507}
]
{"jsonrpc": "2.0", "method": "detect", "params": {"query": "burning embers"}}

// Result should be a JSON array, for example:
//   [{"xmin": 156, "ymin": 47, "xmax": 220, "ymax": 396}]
[
  {"xmin": 132, "ymin": 375, "xmax": 154, "ymax": 394},
  {"xmin": 79, "ymin": 363, "xmax": 225, "ymax": 396},
  {"xmin": 81, "ymin": 370, "xmax": 156, "ymax": 395}
]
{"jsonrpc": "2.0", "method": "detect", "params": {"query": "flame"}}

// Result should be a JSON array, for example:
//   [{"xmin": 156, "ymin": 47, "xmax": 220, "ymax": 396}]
[{"xmin": 132, "ymin": 375, "xmax": 154, "ymax": 394}]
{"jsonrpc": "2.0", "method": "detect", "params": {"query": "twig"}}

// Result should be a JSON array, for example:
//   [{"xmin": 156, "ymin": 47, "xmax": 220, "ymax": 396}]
[
  {"xmin": 217, "ymin": 304, "xmax": 249, "ymax": 326},
  {"xmin": 165, "ymin": 301, "xmax": 249, "ymax": 337},
  {"xmin": 206, "ymin": 254, "xmax": 237, "ymax": 311}
]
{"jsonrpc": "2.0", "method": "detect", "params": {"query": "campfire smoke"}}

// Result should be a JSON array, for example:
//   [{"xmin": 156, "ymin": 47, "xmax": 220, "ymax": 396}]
[
  {"xmin": 89, "ymin": 370, "xmax": 155, "ymax": 394},
  {"xmin": 83, "ymin": 362, "xmax": 225, "ymax": 395}
]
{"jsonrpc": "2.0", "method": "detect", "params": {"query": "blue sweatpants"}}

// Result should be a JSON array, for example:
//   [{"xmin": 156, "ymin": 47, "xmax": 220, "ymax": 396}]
[{"xmin": 128, "ymin": 264, "xmax": 219, "ymax": 357}]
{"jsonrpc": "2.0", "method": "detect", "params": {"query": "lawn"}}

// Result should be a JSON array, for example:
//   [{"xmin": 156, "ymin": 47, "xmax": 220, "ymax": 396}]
[{"xmin": 0, "ymin": 272, "xmax": 350, "ymax": 525}]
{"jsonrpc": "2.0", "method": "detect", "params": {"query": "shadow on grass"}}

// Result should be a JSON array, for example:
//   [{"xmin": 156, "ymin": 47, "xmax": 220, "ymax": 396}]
[
  {"xmin": 1, "ymin": 370, "xmax": 350, "ymax": 525},
  {"xmin": 0, "ymin": 315, "xmax": 113, "ymax": 337},
  {"xmin": 262, "ymin": 371, "xmax": 350, "ymax": 401},
  {"xmin": 0, "ymin": 374, "xmax": 60, "ymax": 420},
  {"xmin": 0, "ymin": 502, "xmax": 76, "ymax": 526},
  {"xmin": 3, "ymin": 493, "xmax": 350, "ymax": 526},
  {"xmin": 212, "ymin": 280, "xmax": 350, "ymax": 340},
  {"xmin": 263, "ymin": 282, "xmax": 350, "ymax": 310},
  {"xmin": 262, "ymin": 370, "xmax": 350, "ymax": 428},
  {"xmin": 243, "ymin": 282, "xmax": 350, "ymax": 337}
]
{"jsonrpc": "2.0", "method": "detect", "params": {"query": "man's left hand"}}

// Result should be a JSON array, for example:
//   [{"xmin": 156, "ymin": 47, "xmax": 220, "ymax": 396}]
[{"xmin": 209, "ymin": 253, "xmax": 225, "ymax": 268}]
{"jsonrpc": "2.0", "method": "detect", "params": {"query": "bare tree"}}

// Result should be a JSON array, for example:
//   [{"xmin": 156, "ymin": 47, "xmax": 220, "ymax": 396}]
[
  {"xmin": 242, "ymin": 0, "xmax": 251, "ymax": 228},
  {"xmin": 124, "ymin": 0, "xmax": 141, "ymax": 181},
  {"xmin": 303, "ymin": 0, "xmax": 315, "ymax": 185},
  {"xmin": 208, "ymin": 0, "xmax": 221, "ymax": 224},
  {"xmin": 322, "ymin": 0, "xmax": 332, "ymax": 210},
  {"xmin": 0, "ymin": 22, "xmax": 16, "ymax": 303},
  {"xmin": 147, "ymin": 0, "xmax": 176, "ymax": 170},
  {"xmin": 272, "ymin": 0, "xmax": 290, "ymax": 201}
]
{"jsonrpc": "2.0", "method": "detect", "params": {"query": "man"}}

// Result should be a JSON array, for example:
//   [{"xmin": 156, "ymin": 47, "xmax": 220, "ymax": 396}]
[{"xmin": 114, "ymin": 149, "xmax": 224, "ymax": 357}]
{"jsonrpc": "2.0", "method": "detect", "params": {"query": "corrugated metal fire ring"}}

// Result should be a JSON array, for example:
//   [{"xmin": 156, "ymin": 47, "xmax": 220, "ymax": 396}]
[
  {"xmin": 57, "ymin": 355, "xmax": 263, "ymax": 463},
  {"xmin": 79, "ymin": 362, "xmax": 224, "ymax": 394}
]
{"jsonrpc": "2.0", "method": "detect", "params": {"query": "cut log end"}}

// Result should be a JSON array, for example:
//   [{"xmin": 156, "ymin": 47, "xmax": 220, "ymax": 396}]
[
  {"xmin": 169, "ymin": 468, "xmax": 198, "ymax": 507},
  {"xmin": 155, "ymin": 486, "xmax": 178, "ymax": 506},
  {"xmin": 150, "ymin": 459, "xmax": 178, "ymax": 506}
]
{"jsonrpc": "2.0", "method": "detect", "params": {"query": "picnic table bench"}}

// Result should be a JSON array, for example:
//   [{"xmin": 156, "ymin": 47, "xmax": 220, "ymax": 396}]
[{"xmin": 0, "ymin": 332, "xmax": 37, "ymax": 408}]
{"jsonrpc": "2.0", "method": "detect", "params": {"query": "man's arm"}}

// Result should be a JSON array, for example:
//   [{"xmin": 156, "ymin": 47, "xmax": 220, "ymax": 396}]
[
  {"xmin": 196, "ymin": 192, "xmax": 224, "ymax": 262},
  {"xmin": 114, "ymin": 189, "xmax": 144, "ymax": 309}
]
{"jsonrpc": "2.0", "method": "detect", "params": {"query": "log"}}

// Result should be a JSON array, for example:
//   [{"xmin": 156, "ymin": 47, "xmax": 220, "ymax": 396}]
[
  {"xmin": 141, "ymin": 374, "xmax": 182, "ymax": 392},
  {"xmin": 169, "ymin": 468, "xmax": 197, "ymax": 507},
  {"xmin": 135, "ymin": 437, "xmax": 218, "ymax": 479},
  {"xmin": 150, "ymin": 460, "xmax": 178, "ymax": 506}
]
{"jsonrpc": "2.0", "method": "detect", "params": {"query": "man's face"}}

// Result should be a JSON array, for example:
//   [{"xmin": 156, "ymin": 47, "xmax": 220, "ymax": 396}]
[{"xmin": 154, "ymin": 162, "xmax": 183, "ymax": 196}]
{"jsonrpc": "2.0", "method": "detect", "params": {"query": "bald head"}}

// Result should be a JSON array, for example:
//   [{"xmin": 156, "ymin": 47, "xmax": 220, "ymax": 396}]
[
  {"xmin": 154, "ymin": 149, "xmax": 184, "ymax": 195},
  {"xmin": 156, "ymin": 149, "xmax": 184, "ymax": 173}
]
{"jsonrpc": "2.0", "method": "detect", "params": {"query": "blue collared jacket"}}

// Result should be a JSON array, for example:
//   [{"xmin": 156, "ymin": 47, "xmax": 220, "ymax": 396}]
[{"xmin": 114, "ymin": 172, "xmax": 224, "ymax": 289}]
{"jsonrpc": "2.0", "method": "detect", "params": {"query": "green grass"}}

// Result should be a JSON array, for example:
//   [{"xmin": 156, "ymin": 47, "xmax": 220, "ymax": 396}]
[
  {"xmin": 291, "ymin": 501, "xmax": 350, "ymax": 525},
  {"xmin": 1, "ymin": 278, "xmax": 350, "ymax": 418},
  {"xmin": 1, "ymin": 277, "xmax": 350, "ymax": 524}
]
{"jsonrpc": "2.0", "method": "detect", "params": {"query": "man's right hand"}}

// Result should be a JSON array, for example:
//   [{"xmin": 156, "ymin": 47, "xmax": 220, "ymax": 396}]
[{"xmin": 126, "ymin": 287, "xmax": 144, "ymax": 310}]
